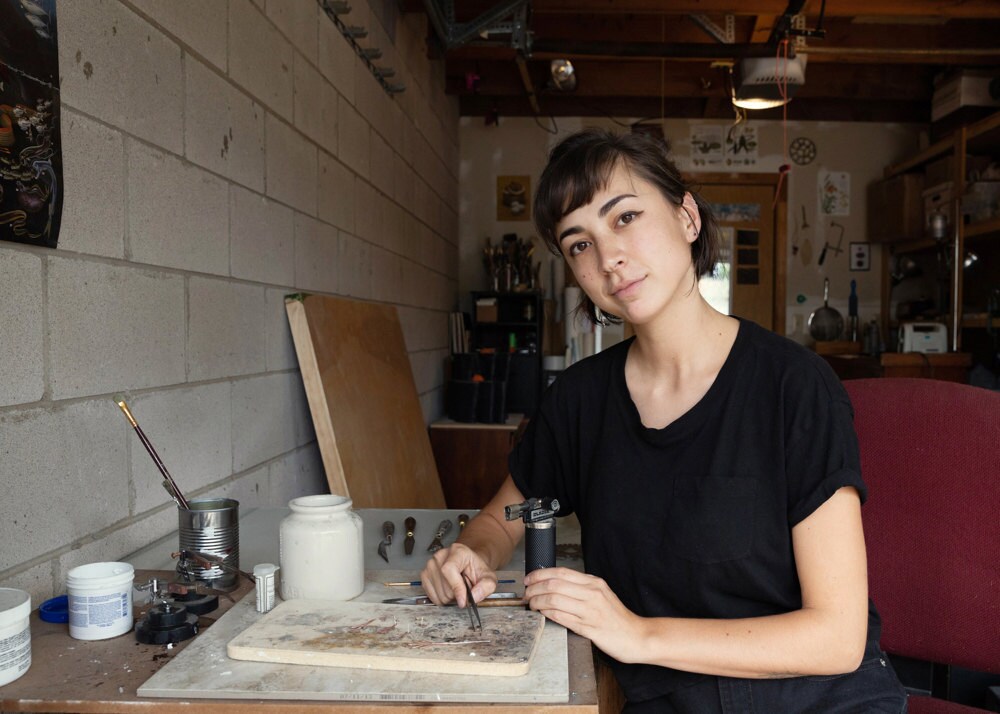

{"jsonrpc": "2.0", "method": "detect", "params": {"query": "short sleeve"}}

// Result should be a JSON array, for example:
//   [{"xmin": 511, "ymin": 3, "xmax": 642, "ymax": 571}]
[{"xmin": 785, "ymin": 364, "xmax": 867, "ymax": 526}]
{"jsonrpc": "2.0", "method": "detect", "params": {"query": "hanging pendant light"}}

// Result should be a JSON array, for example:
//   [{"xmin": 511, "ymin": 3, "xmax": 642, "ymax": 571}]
[{"xmin": 550, "ymin": 59, "xmax": 577, "ymax": 91}]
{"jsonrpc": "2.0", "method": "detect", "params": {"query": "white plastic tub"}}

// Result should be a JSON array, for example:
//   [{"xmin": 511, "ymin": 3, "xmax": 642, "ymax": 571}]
[
  {"xmin": 0, "ymin": 588, "xmax": 31, "ymax": 687},
  {"xmin": 66, "ymin": 562, "xmax": 134, "ymax": 640}
]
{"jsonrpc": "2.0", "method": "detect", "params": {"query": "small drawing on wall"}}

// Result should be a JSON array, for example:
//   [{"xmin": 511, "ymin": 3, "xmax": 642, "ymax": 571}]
[
  {"xmin": 497, "ymin": 176, "xmax": 530, "ymax": 221},
  {"xmin": 819, "ymin": 170, "xmax": 850, "ymax": 216}
]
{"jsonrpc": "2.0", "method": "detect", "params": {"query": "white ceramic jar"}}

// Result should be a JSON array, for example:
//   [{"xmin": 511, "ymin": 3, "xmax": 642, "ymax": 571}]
[{"xmin": 279, "ymin": 494, "xmax": 364, "ymax": 601}]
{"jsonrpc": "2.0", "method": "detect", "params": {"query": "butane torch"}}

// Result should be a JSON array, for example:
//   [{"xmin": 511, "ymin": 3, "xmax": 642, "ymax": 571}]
[{"xmin": 505, "ymin": 497, "xmax": 560, "ymax": 575}]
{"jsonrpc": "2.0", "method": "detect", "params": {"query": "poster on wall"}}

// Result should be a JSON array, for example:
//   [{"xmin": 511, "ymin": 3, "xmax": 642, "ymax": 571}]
[
  {"xmin": 724, "ymin": 123, "xmax": 758, "ymax": 166},
  {"xmin": 496, "ymin": 175, "xmax": 530, "ymax": 221},
  {"xmin": 819, "ymin": 170, "xmax": 850, "ymax": 216},
  {"xmin": 0, "ymin": 0, "xmax": 62, "ymax": 248},
  {"xmin": 690, "ymin": 124, "xmax": 724, "ymax": 168}
]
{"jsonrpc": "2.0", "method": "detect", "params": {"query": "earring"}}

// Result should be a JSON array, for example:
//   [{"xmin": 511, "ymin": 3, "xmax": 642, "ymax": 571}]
[{"xmin": 594, "ymin": 307, "xmax": 610, "ymax": 327}]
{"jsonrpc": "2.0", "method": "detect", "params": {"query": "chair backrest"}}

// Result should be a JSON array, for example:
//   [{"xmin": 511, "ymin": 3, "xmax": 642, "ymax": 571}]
[{"xmin": 843, "ymin": 378, "xmax": 1000, "ymax": 675}]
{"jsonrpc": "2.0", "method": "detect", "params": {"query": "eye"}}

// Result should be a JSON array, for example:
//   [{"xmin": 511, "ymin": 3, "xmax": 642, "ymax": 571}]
[
  {"xmin": 616, "ymin": 210, "xmax": 641, "ymax": 227},
  {"xmin": 568, "ymin": 240, "xmax": 590, "ymax": 257}
]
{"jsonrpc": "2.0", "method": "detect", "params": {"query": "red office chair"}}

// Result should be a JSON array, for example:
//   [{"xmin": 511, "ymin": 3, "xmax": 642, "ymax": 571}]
[{"xmin": 843, "ymin": 378, "xmax": 1000, "ymax": 713}]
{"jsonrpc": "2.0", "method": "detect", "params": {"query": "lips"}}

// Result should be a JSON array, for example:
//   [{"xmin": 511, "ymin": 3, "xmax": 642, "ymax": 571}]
[{"xmin": 611, "ymin": 276, "xmax": 644, "ymax": 298}]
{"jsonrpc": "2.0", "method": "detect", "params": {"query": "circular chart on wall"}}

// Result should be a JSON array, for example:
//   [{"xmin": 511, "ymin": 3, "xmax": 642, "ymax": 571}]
[{"xmin": 789, "ymin": 137, "xmax": 817, "ymax": 165}]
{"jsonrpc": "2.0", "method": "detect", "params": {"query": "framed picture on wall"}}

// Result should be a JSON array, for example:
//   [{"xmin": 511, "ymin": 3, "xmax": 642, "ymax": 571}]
[
  {"xmin": 0, "ymin": 0, "xmax": 63, "ymax": 248},
  {"xmin": 497, "ymin": 175, "xmax": 530, "ymax": 221}
]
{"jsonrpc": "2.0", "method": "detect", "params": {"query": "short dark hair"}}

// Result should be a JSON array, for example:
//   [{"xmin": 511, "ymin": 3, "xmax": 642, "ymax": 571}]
[{"xmin": 533, "ymin": 129, "xmax": 721, "ymax": 325}]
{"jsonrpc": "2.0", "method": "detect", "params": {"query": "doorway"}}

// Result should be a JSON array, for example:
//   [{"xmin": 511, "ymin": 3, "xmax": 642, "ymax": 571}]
[{"xmin": 693, "ymin": 175, "xmax": 787, "ymax": 333}]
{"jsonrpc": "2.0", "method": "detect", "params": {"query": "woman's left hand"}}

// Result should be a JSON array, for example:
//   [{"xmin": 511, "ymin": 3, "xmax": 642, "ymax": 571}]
[{"xmin": 523, "ymin": 567, "xmax": 645, "ymax": 663}]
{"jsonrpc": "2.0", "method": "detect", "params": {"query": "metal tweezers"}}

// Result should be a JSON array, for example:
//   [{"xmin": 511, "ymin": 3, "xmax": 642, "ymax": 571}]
[{"xmin": 463, "ymin": 574, "xmax": 482, "ymax": 633}]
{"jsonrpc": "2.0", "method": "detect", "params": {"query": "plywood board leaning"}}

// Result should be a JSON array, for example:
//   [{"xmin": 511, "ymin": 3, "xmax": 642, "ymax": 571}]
[
  {"xmin": 285, "ymin": 294, "xmax": 446, "ymax": 508},
  {"xmin": 227, "ymin": 598, "xmax": 545, "ymax": 676}
]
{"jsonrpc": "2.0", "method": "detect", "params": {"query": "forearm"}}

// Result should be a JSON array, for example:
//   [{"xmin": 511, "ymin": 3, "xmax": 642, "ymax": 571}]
[
  {"xmin": 457, "ymin": 475, "xmax": 526, "ymax": 570},
  {"xmin": 634, "ymin": 608, "xmax": 866, "ymax": 679}
]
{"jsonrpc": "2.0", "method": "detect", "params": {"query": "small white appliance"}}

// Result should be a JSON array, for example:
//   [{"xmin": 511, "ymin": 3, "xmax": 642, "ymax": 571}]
[{"xmin": 898, "ymin": 322, "xmax": 948, "ymax": 353}]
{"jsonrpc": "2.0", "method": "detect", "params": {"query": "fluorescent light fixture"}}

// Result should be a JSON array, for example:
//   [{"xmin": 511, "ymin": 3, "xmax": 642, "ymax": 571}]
[{"xmin": 732, "ymin": 55, "xmax": 807, "ymax": 110}]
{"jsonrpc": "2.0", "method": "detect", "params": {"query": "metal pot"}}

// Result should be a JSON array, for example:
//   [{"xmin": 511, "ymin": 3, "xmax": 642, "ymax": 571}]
[{"xmin": 808, "ymin": 278, "xmax": 844, "ymax": 342}]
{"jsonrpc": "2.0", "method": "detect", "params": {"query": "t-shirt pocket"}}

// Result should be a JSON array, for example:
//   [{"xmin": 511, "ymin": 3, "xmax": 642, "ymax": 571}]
[{"xmin": 664, "ymin": 475, "xmax": 758, "ymax": 564}]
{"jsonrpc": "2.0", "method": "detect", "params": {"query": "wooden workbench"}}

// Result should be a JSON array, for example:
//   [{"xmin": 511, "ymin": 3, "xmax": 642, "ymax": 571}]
[{"xmin": 0, "ymin": 568, "xmax": 600, "ymax": 713}]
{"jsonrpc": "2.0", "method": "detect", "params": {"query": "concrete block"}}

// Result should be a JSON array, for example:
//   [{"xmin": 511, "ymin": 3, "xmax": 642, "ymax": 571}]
[
  {"xmin": 392, "ymin": 151, "xmax": 416, "ymax": 215},
  {"xmin": 354, "ymin": 68, "xmax": 397, "ymax": 149},
  {"xmin": 187, "ymin": 277, "xmax": 267, "ymax": 382},
  {"xmin": 48, "ymin": 257, "xmax": 185, "ymax": 399},
  {"xmin": 128, "ymin": 141, "xmax": 230, "ymax": 274},
  {"xmin": 0, "ymin": 562, "xmax": 54, "ymax": 612},
  {"xmin": 0, "ymin": 249, "xmax": 43, "ymax": 406},
  {"xmin": 369, "ymin": 129, "xmax": 394, "ymax": 198},
  {"xmin": 419, "ymin": 387, "xmax": 443, "ymax": 424},
  {"xmin": 265, "ymin": 288, "xmax": 298, "ymax": 371},
  {"xmin": 266, "ymin": 0, "xmax": 319, "ymax": 66},
  {"xmin": 129, "ymin": 0, "xmax": 229, "ymax": 71},
  {"xmin": 317, "ymin": 11, "xmax": 355, "ymax": 104},
  {"xmin": 58, "ymin": 0, "xmax": 183, "ymax": 154},
  {"xmin": 409, "ymin": 346, "xmax": 446, "ymax": 396},
  {"xmin": 264, "ymin": 114, "xmax": 318, "ymax": 215},
  {"xmin": 127, "ymin": 383, "xmax": 232, "ymax": 513},
  {"xmin": 185, "ymin": 58, "xmax": 265, "ymax": 192},
  {"xmin": 205, "ymin": 466, "xmax": 269, "ymax": 510},
  {"xmin": 337, "ymin": 96, "xmax": 370, "ymax": 178},
  {"xmin": 338, "ymin": 231, "xmax": 371, "ymax": 299},
  {"xmin": 267, "ymin": 444, "xmax": 326, "ymax": 507},
  {"xmin": 293, "ymin": 214, "xmax": 339, "ymax": 294},
  {"xmin": 292, "ymin": 54, "xmax": 337, "ymax": 154},
  {"xmin": 231, "ymin": 372, "xmax": 311, "ymax": 473},
  {"xmin": 352, "ymin": 179, "xmax": 378, "ymax": 245},
  {"xmin": 0, "ymin": 399, "xmax": 128, "ymax": 568},
  {"xmin": 228, "ymin": 0, "xmax": 293, "ymax": 119},
  {"xmin": 317, "ymin": 152, "xmax": 355, "ymax": 232},
  {"xmin": 397, "ymin": 306, "xmax": 448, "ymax": 353},
  {"xmin": 230, "ymin": 185, "xmax": 295, "ymax": 285},
  {"xmin": 57, "ymin": 109, "xmax": 125, "ymax": 259},
  {"xmin": 382, "ymin": 199, "xmax": 406, "ymax": 257},
  {"xmin": 370, "ymin": 246, "xmax": 403, "ymax": 304},
  {"xmin": 57, "ymin": 506, "xmax": 175, "ymax": 587},
  {"xmin": 413, "ymin": 176, "xmax": 436, "ymax": 229}
]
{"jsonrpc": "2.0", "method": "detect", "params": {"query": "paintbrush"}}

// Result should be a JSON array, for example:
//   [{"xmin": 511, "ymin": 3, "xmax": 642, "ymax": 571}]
[{"xmin": 115, "ymin": 398, "xmax": 190, "ymax": 510}]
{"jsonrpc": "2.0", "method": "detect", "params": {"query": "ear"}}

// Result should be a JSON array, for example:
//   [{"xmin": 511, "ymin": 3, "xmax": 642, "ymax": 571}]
[{"xmin": 680, "ymin": 192, "xmax": 701, "ymax": 243}]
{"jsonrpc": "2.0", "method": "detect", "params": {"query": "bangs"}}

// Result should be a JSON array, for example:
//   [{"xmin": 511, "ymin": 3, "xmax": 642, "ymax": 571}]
[{"xmin": 534, "ymin": 146, "xmax": 621, "ymax": 253}]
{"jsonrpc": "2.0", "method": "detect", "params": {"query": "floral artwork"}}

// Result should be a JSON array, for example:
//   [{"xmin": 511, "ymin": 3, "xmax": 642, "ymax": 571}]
[
  {"xmin": 819, "ymin": 170, "xmax": 850, "ymax": 216},
  {"xmin": 0, "ymin": 0, "xmax": 62, "ymax": 248}
]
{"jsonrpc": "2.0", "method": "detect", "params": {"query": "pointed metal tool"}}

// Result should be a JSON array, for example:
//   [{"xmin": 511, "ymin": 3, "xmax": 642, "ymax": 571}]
[
  {"xmin": 403, "ymin": 516, "xmax": 416, "ymax": 555},
  {"xmin": 377, "ymin": 521, "xmax": 394, "ymax": 563},
  {"xmin": 426, "ymin": 519, "xmax": 453, "ymax": 553},
  {"xmin": 463, "ymin": 574, "xmax": 482, "ymax": 633}
]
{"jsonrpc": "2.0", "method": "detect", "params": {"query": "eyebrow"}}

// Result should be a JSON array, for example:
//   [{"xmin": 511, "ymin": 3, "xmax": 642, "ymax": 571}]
[{"xmin": 557, "ymin": 193, "xmax": 637, "ymax": 243}]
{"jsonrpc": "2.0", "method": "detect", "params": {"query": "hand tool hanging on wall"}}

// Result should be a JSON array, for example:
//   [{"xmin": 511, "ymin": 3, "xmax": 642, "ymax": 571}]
[
  {"xmin": 818, "ymin": 221, "xmax": 845, "ymax": 266},
  {"xmin": 377, "ymin": 521, "xmax": 394, "ymax": 563},
  {"xmin": 427, "ymin": 519, "xmax": 453, "ymax": 553},
  {"xmin": 403, "ymin": 517, "xmax": 416, "ymax": 555}
]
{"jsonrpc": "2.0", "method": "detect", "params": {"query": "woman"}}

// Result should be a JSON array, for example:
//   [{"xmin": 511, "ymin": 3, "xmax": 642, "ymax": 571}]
[{"xmin": 422, "ymin": 129, "xmax": 906, "ymax": 712}]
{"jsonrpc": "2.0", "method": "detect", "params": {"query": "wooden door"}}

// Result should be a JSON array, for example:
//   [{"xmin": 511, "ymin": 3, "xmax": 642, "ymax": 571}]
[{"xmin": 695, "ymin": 178, "xmax": 786, "ymax": 333}]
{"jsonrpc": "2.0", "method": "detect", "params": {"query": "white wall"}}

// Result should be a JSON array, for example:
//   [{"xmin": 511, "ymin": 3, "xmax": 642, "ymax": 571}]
[
  {"xmin": 0, "ymin": 0, "xmax": 458, "ymax": 605},
  {"xmin": 459, "ymin": 116, "xmax": 922, "ymax": 344}
]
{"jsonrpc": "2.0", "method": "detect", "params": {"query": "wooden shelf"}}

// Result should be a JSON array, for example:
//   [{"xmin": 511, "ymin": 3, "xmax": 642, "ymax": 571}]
[
  {"xmin": 961, "ymin": 313, "xmax": 992, "ymax": 329},
  {"xmin": 884, "ymin": 135, "xmax": 956, "ymax": 179},
  {"xmin": 965, "ymin": 215, "xmax": 1000, "ymax": 240}
]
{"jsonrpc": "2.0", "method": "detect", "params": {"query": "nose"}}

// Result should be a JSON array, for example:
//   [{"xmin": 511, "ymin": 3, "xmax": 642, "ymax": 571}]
[{"xmin": 597, "ymin": 235, "xmax": 626, "ymax": 273}]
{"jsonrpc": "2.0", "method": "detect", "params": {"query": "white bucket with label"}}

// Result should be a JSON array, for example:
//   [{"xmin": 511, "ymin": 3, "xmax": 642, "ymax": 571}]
[
  {"xmin": 0, "ymin": 588, "xmax": 31, "ymax": 687},
  {"xmin": 66, "ymin": 562, "xmax": 134, "ymax": 640}
]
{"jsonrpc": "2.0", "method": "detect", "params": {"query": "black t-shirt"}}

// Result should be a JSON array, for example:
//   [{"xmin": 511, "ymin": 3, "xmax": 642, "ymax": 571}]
[{"xmin": 509, "ymin": 318, "xmax": 881, "ymax": 702}]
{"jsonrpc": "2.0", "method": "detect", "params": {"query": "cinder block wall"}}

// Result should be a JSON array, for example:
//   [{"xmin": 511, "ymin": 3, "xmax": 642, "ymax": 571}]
[{"xmin": 0, "ymin": 0, "xmax": 458, "ymax": 605}]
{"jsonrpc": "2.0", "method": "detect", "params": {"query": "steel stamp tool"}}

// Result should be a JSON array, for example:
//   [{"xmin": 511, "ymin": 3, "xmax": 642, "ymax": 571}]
[
  {"xmin": 377, "ymin": 520, "xmax": 394, "ymax": 563},
  {"xmin": 427, "ymin": 519, "xmax": 453, "ymax": 553}
]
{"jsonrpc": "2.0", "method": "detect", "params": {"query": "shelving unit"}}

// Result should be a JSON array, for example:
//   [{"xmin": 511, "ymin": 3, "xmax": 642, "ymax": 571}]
[
  {"xmin": 470, "ymin": 290, "xmax": 544, "ymax": 414},
  {"xmin": 877, "ymin": 109, "xmax": 1000, "ymax": 370}
]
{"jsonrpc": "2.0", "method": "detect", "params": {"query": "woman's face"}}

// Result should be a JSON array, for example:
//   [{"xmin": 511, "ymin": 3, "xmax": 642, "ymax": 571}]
[{"xmin": 555, "ymin": 163, "xmax": 700, "ymax": 326}]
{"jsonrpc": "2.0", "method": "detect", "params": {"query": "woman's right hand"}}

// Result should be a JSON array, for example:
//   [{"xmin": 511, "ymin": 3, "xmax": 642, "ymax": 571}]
[{"xmin": 420, "ymin": 542, "xmax": 499, "ymax": 607}]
